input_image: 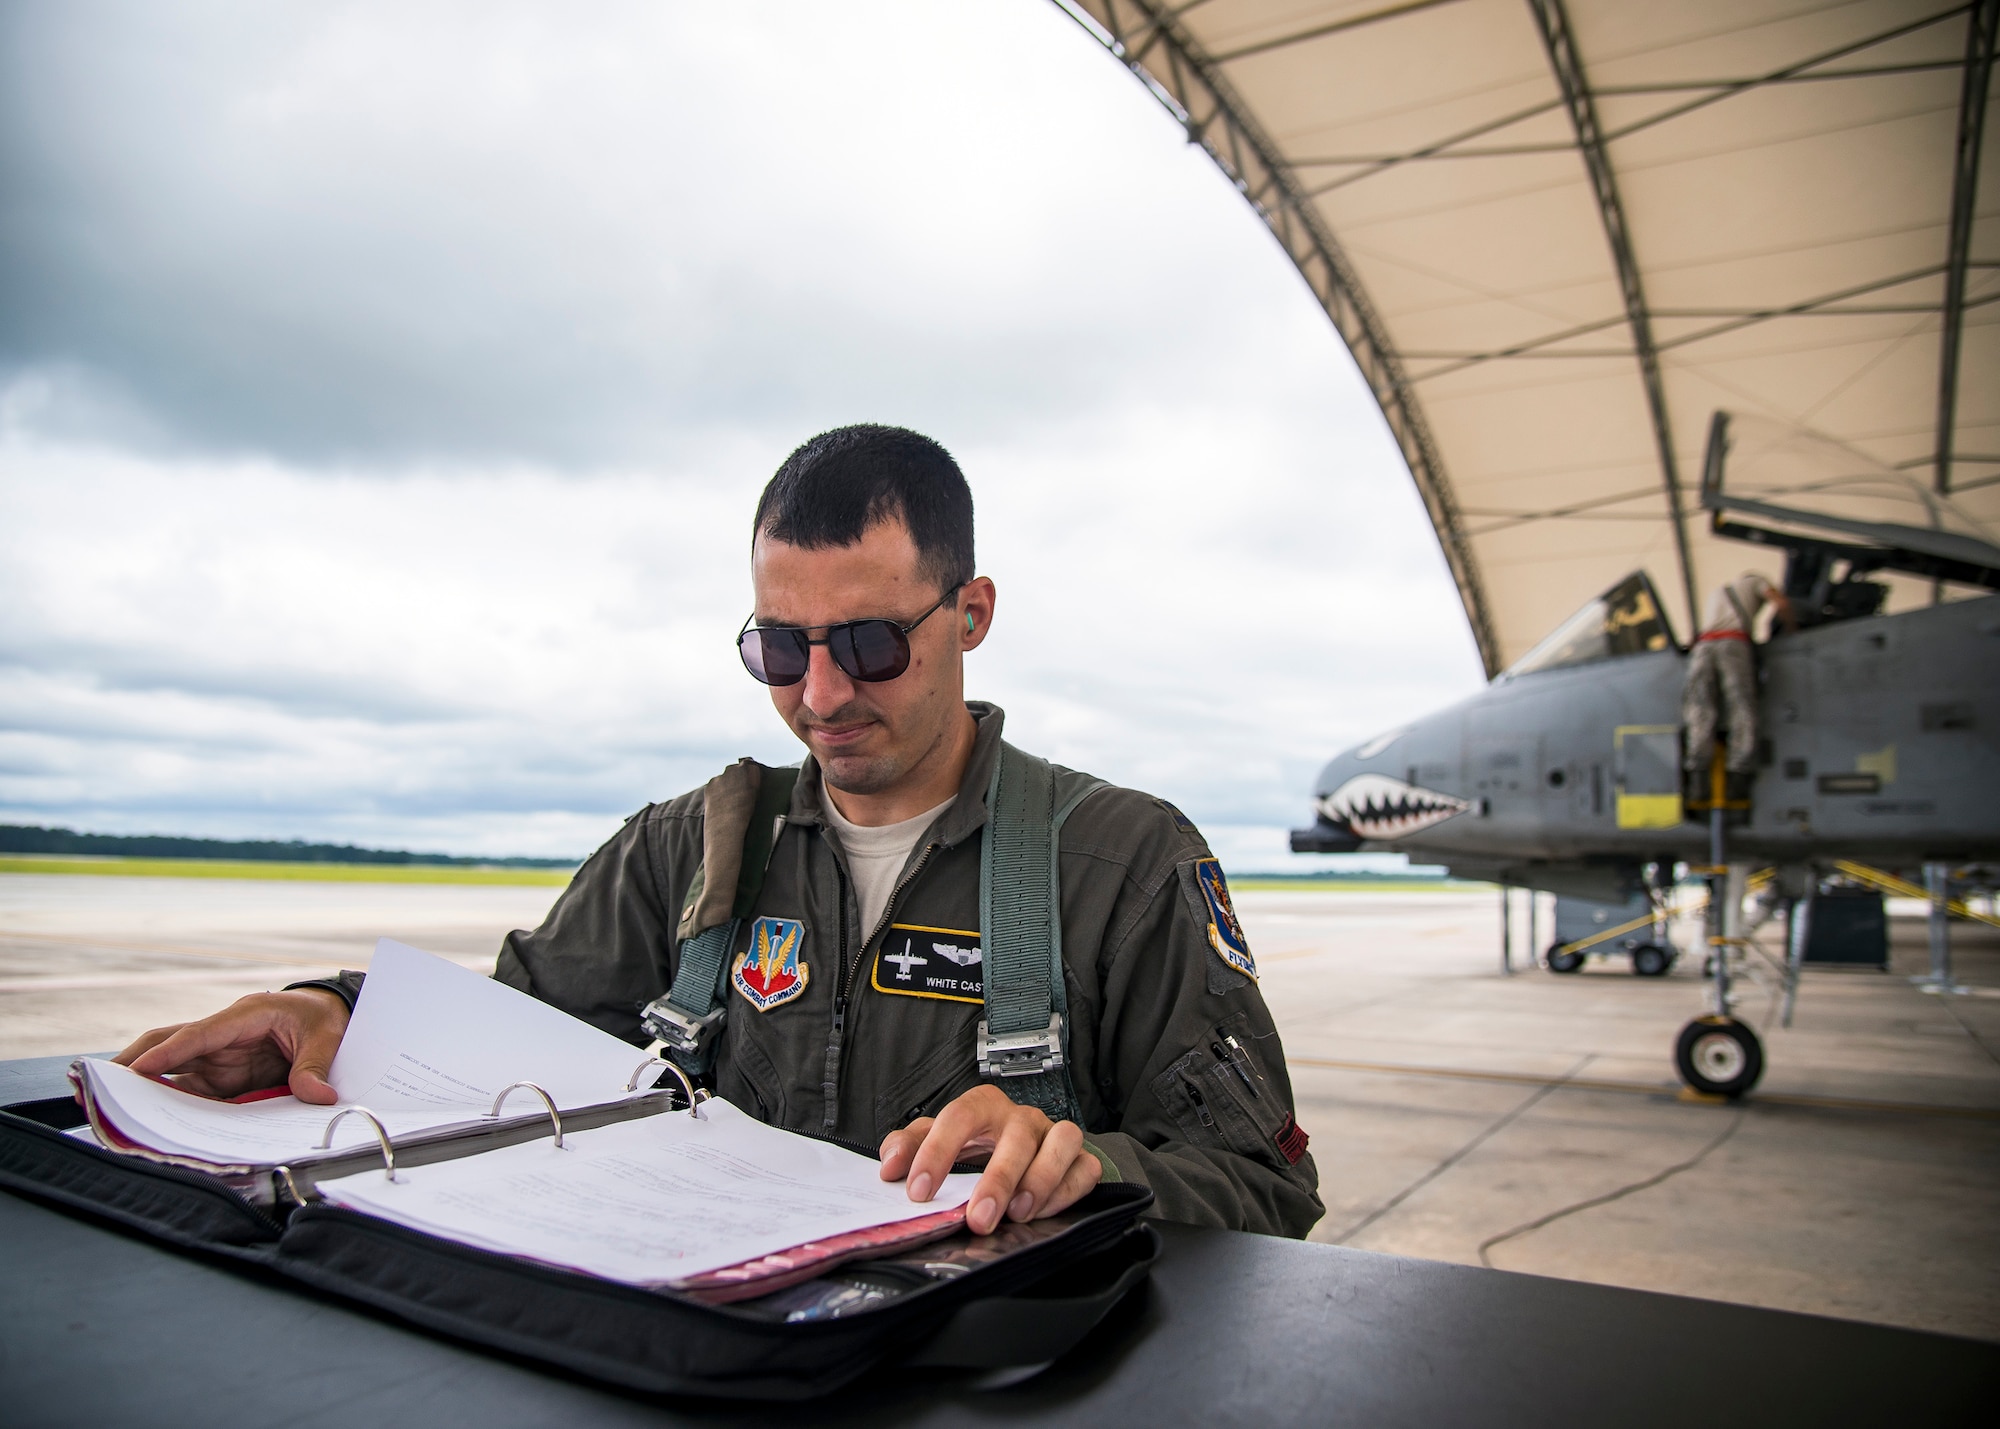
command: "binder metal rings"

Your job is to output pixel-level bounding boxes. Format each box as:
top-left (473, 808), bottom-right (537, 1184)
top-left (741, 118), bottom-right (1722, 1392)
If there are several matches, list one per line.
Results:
top-left (487, 1081), bottom-right (566, 1148)
top-left (626, 1057), bottom-right (707, 1119)
top-left (316, 1106), bottom-right (399, 1181)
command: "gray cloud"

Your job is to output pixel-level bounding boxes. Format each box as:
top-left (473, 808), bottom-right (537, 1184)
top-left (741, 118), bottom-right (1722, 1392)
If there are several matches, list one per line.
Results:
top-left (0, 0), bottom-right (1290, 468)
top-left (0, 0), bottom-right (1486, 863)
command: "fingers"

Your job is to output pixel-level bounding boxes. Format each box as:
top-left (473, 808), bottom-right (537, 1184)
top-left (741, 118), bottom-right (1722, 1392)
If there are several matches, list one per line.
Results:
top-left (1007, 1118), bottom-right (1089, 1223)
top-left (1035, 1139), bottom-right (1105, 1220)
top-left (964, 1113), bottom-right (1045, 1234)
top-left (122, 990), bottom-right (350, 1102)
top-left (113, 1024), bottom-right (187, 1068)
top-left (877, 1118), bottom-right (934, 1183)
top-left (904, 1085), bottom-right (1025, 1215)
top-left (285, 1024), bottom-right (343, 1106)
top-left (276, 989), bottom-right (351, 1104)
top-left (879, 1089), bottom-right (1099, 1233)
top-left (125, 1011), bottom-right (263, 1081)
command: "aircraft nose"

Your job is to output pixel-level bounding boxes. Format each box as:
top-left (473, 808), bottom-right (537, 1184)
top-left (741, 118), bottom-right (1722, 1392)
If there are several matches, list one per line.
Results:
top-left (1290, 804), bottom-right (1363, 853)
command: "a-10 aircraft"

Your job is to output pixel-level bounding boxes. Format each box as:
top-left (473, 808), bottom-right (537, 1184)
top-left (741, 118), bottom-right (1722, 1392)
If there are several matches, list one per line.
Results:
top-left (1291, 413), bottom-right (2000, 1097)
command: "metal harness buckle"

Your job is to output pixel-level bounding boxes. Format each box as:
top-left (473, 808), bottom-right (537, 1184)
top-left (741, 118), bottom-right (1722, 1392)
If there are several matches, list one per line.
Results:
top-left (977, 1013), bottom-right (1066, 1079)
top-left (639, 997), bottom-right (724, 1058)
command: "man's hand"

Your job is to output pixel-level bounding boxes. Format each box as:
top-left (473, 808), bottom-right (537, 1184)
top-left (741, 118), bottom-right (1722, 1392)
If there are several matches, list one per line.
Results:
top-left (878, 1083), bottom-right (1102, 1235)
top-left (112, 988), bottom-right (352, 1104)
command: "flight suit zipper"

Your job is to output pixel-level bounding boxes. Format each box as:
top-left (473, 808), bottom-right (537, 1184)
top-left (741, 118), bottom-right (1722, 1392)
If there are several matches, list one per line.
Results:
top-left (822, 840), bottom-right (940, 1136)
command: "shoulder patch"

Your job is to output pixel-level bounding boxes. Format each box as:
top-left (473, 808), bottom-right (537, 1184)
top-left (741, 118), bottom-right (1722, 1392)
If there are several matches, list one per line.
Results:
top-left (1193, 858), bottom-right (1255, 980)
top-left (1154, 798), bottom-right (1198, 834)
top-left (732, 916), bottom-right (809, 1011)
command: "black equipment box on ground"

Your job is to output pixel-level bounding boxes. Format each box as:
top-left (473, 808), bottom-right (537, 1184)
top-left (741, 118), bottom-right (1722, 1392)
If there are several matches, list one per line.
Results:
top-left (1802, 888), bottom-right (1888, 967)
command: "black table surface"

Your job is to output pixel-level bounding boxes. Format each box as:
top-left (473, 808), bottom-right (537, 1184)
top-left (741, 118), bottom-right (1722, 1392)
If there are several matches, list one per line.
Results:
top-left (3, 1055), bottom-right (1993, 1426)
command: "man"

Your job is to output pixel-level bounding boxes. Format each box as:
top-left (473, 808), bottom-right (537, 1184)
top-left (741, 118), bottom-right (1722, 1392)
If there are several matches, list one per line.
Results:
top-left (116, 425), bottom-right (1323, 1238)
top-left (1683, 570), bottom-right (1795, 779)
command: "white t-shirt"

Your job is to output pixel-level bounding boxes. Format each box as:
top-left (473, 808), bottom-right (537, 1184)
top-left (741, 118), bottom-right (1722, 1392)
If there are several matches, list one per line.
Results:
top-left (819, 789), bottom-right (956, 939)
top-left (1703, 572), bottom-right (1776, 634)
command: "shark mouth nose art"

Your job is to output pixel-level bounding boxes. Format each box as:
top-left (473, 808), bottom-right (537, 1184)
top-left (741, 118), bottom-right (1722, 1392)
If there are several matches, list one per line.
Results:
top-left (1316, 774), bottom-right (1471, 841)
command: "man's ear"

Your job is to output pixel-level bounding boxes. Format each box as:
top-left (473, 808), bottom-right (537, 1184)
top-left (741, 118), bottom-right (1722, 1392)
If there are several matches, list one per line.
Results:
top-left (960, 577), bottom-right (996, 651)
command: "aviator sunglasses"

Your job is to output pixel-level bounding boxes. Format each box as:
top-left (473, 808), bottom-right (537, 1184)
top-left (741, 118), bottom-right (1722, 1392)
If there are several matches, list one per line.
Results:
top-left (737, 585), bottom-right (963, 687)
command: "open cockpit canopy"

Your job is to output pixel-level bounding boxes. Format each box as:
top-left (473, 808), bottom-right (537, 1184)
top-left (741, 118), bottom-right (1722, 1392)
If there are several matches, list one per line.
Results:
top-left (1060, 0), bottom-right (1998, 674)
top-left (1704, 411), bottom-right (2000, 592)
top-left (1501, 571), bottom-right (1677, 679)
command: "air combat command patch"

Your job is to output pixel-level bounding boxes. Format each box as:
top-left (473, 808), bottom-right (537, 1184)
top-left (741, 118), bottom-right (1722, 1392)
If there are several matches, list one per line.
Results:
top-left (871, 923), bottom-right (983, 1004)
top-left (733, 916), bottom-right (808, 1011)
top-left (1194, 858), bottom-right (1256, 980)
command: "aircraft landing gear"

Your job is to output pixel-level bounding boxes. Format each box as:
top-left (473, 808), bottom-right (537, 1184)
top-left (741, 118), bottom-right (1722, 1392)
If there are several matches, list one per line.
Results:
top-left (1546, 942), bottom-right (1586, 973)
top-left (1630, 943), bottom-right (1673, 978)
top-left (1677, 747), bottom-right (1763, 1098)
top-left (1674, 1016), bottom-right (1764, 1098)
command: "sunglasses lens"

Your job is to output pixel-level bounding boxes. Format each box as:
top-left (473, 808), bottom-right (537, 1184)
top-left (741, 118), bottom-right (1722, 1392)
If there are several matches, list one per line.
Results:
top-left (739, 628), bottom-right (809, 686)
top-left (831, 619), bottom-right (912, 682)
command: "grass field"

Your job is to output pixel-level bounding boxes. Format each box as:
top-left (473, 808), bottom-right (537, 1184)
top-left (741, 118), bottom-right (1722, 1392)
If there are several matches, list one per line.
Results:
top-left (0, 855), bottom-right (576, 887)
top-left (1229, 878), bottom-right (1489, 893)
top-left (0, 856), bottom-right (1487, 894)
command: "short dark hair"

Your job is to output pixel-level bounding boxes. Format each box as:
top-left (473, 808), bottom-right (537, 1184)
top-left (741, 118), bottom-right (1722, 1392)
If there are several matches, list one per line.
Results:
top-left (753, 425), bottom-right (974, 591)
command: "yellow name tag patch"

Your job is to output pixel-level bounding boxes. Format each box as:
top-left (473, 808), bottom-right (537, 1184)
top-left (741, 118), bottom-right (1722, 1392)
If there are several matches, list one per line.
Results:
top-left (871, 923), bottom-right (983, 1004)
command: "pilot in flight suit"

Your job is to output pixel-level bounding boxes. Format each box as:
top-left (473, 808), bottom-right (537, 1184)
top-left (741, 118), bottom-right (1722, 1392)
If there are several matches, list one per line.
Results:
top-left (301, 706), bottom-right (1323, 1237)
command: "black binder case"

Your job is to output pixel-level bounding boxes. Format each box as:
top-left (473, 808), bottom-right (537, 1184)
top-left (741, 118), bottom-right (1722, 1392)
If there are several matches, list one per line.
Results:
top-left (0, 1093), bottom-right (1157, 1400)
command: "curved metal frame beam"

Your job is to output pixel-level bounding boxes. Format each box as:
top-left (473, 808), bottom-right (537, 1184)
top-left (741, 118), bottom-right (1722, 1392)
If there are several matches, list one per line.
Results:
top-left (1938, 0), bottom-right (1998, 496)
top-left (1526, 0), bottom-right (1700, 633)
top-left (1053, 0), bottom-right (1503, 675)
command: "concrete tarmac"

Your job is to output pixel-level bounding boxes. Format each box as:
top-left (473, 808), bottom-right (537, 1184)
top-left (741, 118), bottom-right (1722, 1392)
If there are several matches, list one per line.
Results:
top-left (3, 874), bottom-right (1995, 1340)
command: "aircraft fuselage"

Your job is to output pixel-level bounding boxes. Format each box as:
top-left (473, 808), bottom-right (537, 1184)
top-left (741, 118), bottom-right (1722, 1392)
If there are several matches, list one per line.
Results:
top-left (1301, 594), bottom-right (2000, 895)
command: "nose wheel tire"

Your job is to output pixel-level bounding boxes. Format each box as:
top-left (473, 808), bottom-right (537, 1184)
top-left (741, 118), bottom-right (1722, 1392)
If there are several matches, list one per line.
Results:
top-left (1630, 943), bottom-right (1672, 978)
top-left (1674, 1017), bottom-right (1763, 1098)
top-left (1546, 943), bottom-right (1586, 974)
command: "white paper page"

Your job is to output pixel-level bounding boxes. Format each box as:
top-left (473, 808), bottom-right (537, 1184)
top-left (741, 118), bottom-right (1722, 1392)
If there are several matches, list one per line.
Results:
top-left (78, 939), bottom-right (654, 1166)
top-left (76, 1059), bottom-right (498, 1163)
top-left (327, 938), bottom-right (649, 1111)
top-left (318, 1098), bottom-right (982, 1286)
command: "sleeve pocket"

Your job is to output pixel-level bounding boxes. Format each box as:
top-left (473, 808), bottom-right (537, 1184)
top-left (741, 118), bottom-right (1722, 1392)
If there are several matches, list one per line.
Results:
top-left (1148, 1022), bottom-right (1310, 1176)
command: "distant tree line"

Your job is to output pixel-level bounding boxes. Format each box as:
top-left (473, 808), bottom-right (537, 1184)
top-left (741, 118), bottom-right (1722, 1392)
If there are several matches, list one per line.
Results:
top-left (0, 824), bottom-right (578, 869)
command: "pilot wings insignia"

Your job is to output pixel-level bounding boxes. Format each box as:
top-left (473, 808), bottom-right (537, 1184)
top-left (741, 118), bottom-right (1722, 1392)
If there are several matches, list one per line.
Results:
top-left (870, 923), bottom-right (983, 1004)
top-left (732, 916), bottom-right (808, 1012)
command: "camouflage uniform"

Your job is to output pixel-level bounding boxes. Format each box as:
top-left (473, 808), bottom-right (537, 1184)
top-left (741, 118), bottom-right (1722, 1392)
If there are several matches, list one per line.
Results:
top-left (1682, 636), bottom-right (1759, 773)
top-left (1683, 573), bottom-right (1775, 775)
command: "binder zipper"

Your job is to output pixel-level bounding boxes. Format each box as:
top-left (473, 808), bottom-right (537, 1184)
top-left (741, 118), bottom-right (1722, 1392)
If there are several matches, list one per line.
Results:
top-left (11, 1115), bottom-right (286, 1238)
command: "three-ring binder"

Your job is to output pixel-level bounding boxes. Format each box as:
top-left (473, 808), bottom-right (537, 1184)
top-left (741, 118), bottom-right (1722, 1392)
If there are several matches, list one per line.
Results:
top-left (627, 1057), bottom-right (707, 1118)
top-left (316, 1105), bottom-right (399, 1180)
top-left (487, 1081), bottom-right (566, 1147)
top-left (311, 1064), bottom-right (700, 1185)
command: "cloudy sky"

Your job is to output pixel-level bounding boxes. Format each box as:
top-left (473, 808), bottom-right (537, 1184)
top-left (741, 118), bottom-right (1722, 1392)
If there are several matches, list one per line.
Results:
top-left (0, 0), bottom-right (1485, 869)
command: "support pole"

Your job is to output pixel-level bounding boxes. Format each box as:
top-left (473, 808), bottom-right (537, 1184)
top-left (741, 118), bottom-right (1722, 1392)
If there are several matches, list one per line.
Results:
top-left (1500, 884), bottom-right (1513, 976)
top-left (1706, 750), bottom-right (1731, 1016)
top-left (1920, 862), bottom-right (1964, 994)
top-left (1527, 890), bottom-right (1539, 971)
top-left (1782, 894), bottom-right (1808, 1028)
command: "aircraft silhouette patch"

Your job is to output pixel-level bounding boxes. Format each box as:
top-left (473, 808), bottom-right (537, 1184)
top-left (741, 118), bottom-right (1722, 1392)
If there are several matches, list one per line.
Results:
top-left (733, 916), bottom-right (808, 1011)
top-left (1194, 858), bottom-right (1256, 980)
top-left (871, 923), bottom-right (983, 1004)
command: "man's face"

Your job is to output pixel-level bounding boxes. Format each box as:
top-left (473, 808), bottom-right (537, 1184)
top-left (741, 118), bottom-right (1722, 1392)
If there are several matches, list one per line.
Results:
top-left (749, 518), bottom-right (987, 798)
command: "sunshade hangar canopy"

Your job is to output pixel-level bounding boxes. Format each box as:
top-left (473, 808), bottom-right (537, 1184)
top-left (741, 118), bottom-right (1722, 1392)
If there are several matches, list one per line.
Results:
top-left (1057, 0), bottom-right (1999, 674)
